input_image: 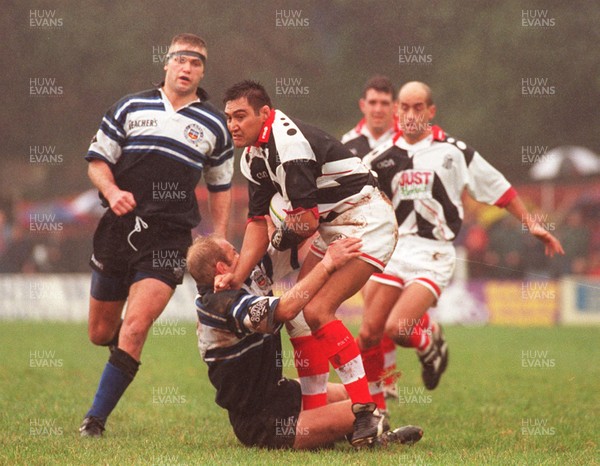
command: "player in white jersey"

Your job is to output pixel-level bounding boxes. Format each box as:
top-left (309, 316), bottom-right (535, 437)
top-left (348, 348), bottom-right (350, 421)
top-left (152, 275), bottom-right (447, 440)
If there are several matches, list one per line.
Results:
top-left (79, 33), bottom-right (233, 437)
top-left (357, 81), bottom-right (564, 413)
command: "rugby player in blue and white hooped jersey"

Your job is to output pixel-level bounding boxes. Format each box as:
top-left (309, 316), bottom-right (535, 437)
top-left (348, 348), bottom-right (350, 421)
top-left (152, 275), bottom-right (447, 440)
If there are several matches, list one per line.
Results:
top-left (79, 33), bottom-right (233, 437)
top-left (187, 234), bottom-right (423, 450)
top-left (357, 81), bottom-right (564, 413)
top-left (221, 80), bottom-right (398, 447)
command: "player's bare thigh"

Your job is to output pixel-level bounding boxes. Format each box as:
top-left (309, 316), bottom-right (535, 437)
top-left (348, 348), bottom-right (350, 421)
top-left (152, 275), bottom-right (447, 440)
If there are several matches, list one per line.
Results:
top-left (326, 382), bottom-right (350, 404)
top-left (293, 399), bottom-right (354, 449)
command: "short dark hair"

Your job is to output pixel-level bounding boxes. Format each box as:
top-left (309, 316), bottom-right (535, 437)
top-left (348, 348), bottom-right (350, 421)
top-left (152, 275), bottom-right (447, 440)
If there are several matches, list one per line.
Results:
top-left (186, 235), bottom-right (228, 287)
top-left (361, 75), bottom-right (395, 99)
top-left (169, 33), bottom-right (207, 51)
top-left (223, 80), bottom-right (272, 113)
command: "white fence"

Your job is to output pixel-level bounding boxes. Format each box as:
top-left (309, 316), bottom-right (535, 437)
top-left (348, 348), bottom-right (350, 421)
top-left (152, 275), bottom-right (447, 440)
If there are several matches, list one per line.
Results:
top-left (0, 274), bottom-right (199, 322)
top-left (1, 273), bottom-right (599, 325)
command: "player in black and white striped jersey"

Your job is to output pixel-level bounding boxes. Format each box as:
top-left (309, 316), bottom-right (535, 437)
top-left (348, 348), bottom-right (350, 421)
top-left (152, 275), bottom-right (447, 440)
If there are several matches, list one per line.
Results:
top-left (221, 80), bottom-right (398, 447)
top-left (358, 81), bottom-right (564, 414)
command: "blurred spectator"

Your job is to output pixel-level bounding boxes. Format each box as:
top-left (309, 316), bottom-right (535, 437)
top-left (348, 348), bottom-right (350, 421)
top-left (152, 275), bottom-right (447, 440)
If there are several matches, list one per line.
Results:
top-left (486, 216), bottom-right (525, 279)
top-left (521, 230), bottom-right (550, 279)
top-left (0, 224), bottom-right (36, 272)
top-left (0, 208), bottom-right (9, 257)
top-left (462, 222), bottom-right (489, 278)
top-left (588, 217), bottom-right (600, 257)
top-left (32, 236), bottom-right (68, 273)
top-left (549, 210), bottom-right (590, 276)
top-left (587, 251), bottom-right (600, 277)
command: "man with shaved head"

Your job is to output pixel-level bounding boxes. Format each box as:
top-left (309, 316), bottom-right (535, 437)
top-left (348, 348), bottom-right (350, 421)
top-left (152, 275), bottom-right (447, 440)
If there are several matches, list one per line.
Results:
top-left (357, 81), bottom-right (564, 414)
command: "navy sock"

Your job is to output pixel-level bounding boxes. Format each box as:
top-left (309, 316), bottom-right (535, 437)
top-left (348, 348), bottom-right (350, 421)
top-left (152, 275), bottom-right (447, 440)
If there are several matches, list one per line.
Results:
top-left (86, 349), bottom-right (139, 422)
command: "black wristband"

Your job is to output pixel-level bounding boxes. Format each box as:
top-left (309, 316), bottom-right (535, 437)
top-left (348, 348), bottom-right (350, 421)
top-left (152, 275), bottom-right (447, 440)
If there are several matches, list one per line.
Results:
top-left (290, 244), bottom-right (300, 270)
top-left (271, 224), bottom-right (305, 251)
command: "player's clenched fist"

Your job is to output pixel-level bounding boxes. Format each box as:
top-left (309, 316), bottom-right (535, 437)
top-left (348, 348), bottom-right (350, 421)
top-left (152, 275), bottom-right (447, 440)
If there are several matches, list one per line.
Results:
top-left (214, 272), bottom-right (237, 291)
top-left (105, 187), bottom-right (137, 216)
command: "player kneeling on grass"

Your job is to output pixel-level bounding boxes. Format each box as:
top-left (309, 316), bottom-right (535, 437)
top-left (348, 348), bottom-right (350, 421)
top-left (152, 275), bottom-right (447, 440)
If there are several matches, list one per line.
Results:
top-left (187, 235), bottom-right (423, 450)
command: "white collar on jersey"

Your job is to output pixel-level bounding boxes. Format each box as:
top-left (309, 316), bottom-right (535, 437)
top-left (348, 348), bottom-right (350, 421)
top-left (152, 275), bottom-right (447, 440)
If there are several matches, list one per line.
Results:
top-left (395, 133), bottom-right (434, 153)
top-left (159, 87), bottom-right (200, 113)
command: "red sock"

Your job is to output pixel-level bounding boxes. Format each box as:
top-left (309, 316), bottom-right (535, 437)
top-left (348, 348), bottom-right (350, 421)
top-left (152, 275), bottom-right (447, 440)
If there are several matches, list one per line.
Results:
top-left (419, 312), bottom-right (430, 330)
top-left (290, 335), bottom-right (329, 410)
top-left (360, 342), bottom-right (385, 410)
top-left (381, 335), bottom-right (397, 386)
top-left (406, 313), bottom-right (431, 351)
top-left (313, 320), bottom-right (373, 405)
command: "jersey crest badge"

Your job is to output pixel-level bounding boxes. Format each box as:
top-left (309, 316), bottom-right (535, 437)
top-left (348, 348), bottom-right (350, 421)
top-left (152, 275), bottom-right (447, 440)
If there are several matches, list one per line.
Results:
top-left (250, 268), bottom-right (270, 291)
top-left (184, 124), bottom-right (204, 145)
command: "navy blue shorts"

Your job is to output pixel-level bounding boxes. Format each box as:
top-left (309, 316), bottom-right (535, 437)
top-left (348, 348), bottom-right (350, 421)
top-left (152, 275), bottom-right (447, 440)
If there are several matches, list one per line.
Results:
top-left (228, 378), bottom-right (302, 449)
top-left (89, 212), bottom-right (192, 301)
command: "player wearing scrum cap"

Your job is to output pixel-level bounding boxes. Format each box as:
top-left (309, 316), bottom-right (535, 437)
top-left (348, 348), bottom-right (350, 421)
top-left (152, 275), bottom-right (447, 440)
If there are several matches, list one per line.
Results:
top-left (79, 33), bottom-right (233, 437)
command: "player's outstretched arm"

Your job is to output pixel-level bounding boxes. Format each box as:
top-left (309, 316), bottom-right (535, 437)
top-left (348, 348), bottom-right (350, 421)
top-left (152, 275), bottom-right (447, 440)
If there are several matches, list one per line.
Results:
top-left (504, 195), bottom-right (565, 257)
top-left (215, 220), bottom-right (270, 291)
top-left (275, 237), bottom-right (362, 322)
top-left (88, 160), bottom-right (136, 217)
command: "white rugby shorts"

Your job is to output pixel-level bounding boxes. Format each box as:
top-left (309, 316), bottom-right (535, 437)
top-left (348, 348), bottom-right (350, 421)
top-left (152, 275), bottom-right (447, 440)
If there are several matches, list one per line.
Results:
top-left (369, 235), bottom-right (456, 299)
top-left (309, 189), bottom-right (398, 272)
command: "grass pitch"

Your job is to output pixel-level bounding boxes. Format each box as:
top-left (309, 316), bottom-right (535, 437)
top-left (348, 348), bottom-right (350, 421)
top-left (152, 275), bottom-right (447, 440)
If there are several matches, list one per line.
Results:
top-left (1, 321), bottom-right (598, 465)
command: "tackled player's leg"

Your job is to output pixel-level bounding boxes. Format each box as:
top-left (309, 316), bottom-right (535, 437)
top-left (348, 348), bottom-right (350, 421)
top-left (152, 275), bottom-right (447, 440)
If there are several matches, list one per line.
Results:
top-left (301, 254), bottom-right (389, 447)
